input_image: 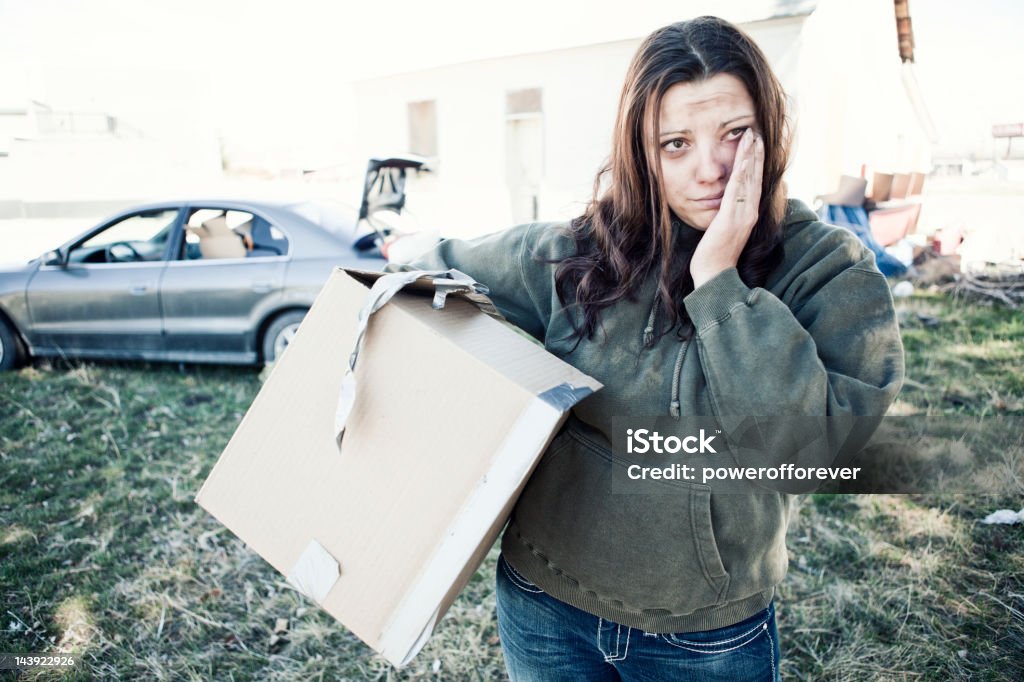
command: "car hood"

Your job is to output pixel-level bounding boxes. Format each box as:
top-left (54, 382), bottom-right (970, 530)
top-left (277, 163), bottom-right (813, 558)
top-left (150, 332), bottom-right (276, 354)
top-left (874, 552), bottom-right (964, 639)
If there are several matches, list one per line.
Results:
top-left (0, 261), bottom-right (35, 297)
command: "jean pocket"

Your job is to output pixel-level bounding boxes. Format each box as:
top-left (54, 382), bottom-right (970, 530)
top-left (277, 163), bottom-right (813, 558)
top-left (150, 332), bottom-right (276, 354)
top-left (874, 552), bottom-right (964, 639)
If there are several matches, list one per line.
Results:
top-left (660, 607), bottom-right (772, 654)
top-left (499, 554), bottom-right (545, 594)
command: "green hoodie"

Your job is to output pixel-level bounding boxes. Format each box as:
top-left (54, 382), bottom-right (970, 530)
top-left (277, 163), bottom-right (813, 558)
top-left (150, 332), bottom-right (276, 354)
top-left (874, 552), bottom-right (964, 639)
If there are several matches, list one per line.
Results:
top-left (388, 198), bottom-right (904, 633)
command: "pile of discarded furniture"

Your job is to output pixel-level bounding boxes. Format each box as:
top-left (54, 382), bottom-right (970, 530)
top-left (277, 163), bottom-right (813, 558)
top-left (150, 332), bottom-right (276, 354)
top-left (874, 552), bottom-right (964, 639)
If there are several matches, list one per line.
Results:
top-left (814, 171), bottom-right (944, 277)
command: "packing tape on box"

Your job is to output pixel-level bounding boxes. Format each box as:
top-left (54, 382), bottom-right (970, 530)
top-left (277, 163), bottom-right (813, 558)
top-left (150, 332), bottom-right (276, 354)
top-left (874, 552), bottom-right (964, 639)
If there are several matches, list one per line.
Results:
top-left (335, 269), bottom-right (490, 448)
top-left (287, 539), bottom-right (340, 605)
top-left (538, 383), bottom-right (597, 411)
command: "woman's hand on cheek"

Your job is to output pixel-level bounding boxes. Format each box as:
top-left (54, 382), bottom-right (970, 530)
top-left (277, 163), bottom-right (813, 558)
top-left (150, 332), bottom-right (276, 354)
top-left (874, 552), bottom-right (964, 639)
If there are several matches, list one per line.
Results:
top-left (690, 128), bottom-right (765, 289)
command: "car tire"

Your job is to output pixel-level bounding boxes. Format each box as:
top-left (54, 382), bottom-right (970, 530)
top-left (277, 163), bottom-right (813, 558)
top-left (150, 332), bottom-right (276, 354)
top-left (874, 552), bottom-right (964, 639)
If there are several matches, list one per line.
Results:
top-left (262, 310), bottom-right (307, 364)
top-left (0, 317), bottom-right (23, 371)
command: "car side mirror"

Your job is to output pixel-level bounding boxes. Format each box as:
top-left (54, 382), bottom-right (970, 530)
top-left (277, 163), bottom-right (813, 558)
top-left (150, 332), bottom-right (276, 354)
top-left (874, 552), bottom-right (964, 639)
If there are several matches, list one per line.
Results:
top-left (43, 249), bottom-right (66, 267)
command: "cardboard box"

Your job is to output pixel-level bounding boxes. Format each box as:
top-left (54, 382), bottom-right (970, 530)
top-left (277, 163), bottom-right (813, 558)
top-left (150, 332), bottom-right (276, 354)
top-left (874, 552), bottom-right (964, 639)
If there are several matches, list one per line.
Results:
top-left (195, 267), bottom-right (602, 667)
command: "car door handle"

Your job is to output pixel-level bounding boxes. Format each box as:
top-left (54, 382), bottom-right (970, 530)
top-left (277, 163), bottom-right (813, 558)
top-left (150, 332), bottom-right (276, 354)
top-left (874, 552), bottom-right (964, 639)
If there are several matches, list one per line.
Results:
top-left (130, 285), bottom-right (149, 295)
top-left (252, 281), bottom-right (273, 293)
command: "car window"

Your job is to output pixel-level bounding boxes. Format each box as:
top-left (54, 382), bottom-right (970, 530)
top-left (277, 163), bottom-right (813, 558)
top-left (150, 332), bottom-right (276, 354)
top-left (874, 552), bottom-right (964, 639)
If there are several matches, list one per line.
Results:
top-left (180, 208), bottom-right (289, 260)
top-left (69, 209), bottom-right (178, 264)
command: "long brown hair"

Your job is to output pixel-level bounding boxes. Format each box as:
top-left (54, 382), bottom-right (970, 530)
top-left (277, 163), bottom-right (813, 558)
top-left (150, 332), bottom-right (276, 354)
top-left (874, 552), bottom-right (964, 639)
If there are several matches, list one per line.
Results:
top-left (546, 16), bottom-right (791, 351)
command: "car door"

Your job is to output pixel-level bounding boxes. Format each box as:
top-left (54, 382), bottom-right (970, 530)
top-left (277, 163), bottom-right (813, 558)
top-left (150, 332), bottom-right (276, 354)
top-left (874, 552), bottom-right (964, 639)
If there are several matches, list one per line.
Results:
top-left (158, 207), bottom-right (288, 361)
top-left (25, 207), bottom-right (180, 356)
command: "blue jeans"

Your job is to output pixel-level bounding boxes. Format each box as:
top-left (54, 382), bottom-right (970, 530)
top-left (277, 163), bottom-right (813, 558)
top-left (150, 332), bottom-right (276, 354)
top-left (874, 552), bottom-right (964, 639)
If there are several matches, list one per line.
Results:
top-left (496, 553), bottom-right (781, 681)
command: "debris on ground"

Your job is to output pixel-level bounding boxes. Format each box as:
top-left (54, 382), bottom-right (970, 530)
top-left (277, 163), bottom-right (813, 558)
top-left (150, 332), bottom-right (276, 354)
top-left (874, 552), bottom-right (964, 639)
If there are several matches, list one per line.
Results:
top-left (911, 250), bottom-right (962, 287)
top-left (889, 238), bottom-right (1024, 309)
top-left (892, 281), bottom-right (915, 298)
top-left (944, 262), bottom-right (1024, 308)
top-left (895, 310), bottom-right (941, 329)
top-left (268, 617), bottom-right (290, 652)
top-left (981, 508), bottom-right (1024, 525)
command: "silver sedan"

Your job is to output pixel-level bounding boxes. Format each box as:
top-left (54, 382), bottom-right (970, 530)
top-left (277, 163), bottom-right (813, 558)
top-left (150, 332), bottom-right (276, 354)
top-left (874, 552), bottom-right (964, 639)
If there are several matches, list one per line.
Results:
top-left (0, 198), bottom-right (387, 370)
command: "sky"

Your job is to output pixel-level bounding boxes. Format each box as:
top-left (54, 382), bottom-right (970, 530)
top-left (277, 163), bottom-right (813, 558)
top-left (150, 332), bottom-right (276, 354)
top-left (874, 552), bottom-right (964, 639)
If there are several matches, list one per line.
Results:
top-left (0, 0), bottom-right (1021, 166)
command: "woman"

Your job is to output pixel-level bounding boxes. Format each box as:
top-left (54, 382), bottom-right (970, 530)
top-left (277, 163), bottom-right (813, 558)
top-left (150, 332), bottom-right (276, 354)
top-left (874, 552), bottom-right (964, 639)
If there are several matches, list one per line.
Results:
top-left (392, 16), bottom-right (904, 681)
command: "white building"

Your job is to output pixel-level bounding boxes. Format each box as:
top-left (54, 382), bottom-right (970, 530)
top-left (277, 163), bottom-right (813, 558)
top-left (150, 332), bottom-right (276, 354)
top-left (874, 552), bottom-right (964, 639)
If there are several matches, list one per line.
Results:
top-left (352, 0), bottom-right (934, 238)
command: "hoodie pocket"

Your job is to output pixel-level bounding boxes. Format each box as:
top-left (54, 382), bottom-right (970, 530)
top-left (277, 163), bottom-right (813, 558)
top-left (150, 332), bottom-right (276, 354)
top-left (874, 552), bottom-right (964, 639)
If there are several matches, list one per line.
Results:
top-left (688, 486), bottom-right (730, 600)
top-left (511, 427), bottom-right (732, 614)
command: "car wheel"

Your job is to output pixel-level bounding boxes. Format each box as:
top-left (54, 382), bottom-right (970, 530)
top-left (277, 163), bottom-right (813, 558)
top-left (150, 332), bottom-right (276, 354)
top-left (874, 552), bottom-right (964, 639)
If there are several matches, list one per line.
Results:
top-left (262, 310), bottom-right (307, 364)
top-left (0, 317), bottom-right (23, 371)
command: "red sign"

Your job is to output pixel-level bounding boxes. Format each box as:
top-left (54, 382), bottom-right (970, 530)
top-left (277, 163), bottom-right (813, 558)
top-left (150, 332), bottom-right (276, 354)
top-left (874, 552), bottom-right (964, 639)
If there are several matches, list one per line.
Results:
top-left (993, 123), bottom-right (1024, 138)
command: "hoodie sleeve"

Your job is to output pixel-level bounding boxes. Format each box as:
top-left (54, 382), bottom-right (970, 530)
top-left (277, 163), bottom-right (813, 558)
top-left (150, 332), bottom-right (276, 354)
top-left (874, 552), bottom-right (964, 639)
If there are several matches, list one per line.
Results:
top-left (383, 223), bottom-right (550, 342)
top-left (682, 227), bottom-right (905, 420)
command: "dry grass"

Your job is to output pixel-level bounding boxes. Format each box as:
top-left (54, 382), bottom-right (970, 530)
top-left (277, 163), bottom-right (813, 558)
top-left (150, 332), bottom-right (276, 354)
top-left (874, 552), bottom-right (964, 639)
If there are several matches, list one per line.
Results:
top-left (1, 289), bottom-right (1022, 680)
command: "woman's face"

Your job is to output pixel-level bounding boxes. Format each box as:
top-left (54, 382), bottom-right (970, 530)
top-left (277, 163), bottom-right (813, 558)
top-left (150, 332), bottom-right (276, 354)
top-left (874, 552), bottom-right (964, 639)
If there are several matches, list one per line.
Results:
top-left (653, 73), bottom-right (758, 230)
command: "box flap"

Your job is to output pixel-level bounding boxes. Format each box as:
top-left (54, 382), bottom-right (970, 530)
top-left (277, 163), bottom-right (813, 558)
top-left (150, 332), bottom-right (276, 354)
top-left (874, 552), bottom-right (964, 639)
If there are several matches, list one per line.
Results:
top-left (341, 266), bottom-right (504, 320)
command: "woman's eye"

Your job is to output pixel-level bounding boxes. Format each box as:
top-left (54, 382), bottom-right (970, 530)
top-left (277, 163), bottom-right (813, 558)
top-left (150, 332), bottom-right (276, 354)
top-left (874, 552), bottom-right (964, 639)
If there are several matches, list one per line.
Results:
top-left (662, 139), bottom-right (688, 152)
top-left (728, 127), bottom-right (749, 140)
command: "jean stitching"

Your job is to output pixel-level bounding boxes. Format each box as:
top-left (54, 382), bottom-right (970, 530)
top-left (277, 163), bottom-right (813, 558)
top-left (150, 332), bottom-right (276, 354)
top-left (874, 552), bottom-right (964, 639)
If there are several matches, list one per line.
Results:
top-left (659, 626), bottom-right (764, 655)
top-left (767, 625), bottom-right (777, 680)
top-left (606, 626), bottom-right (630, 662)
top-left (600, 621), bottom-right (628, 662)
top-left (665, 614), bottom-right (770, 647)
top-left (506, 560), bottom-right (538, 587)
top-left (501, 556), bottom-right (543, 594)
